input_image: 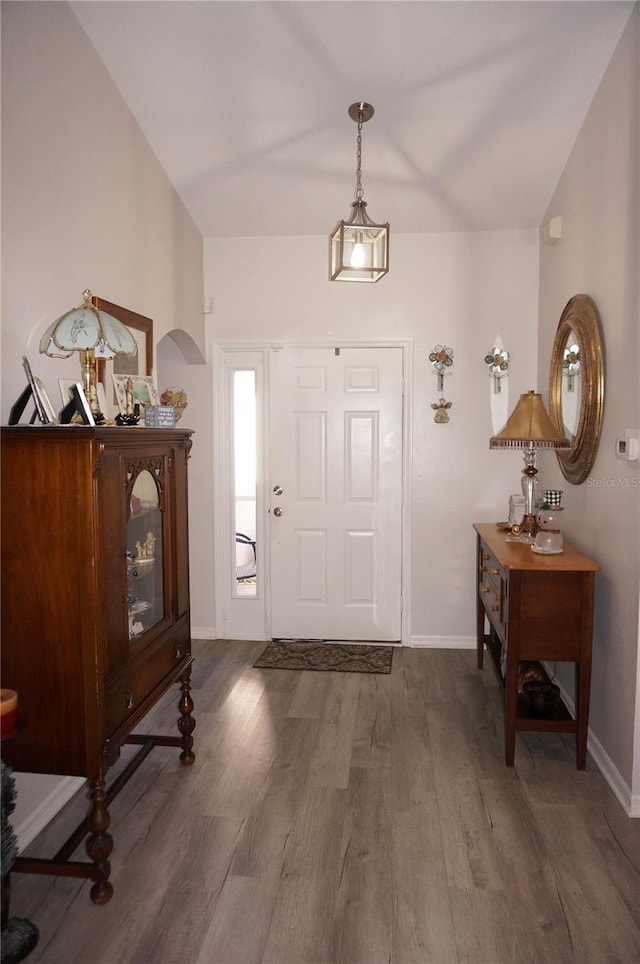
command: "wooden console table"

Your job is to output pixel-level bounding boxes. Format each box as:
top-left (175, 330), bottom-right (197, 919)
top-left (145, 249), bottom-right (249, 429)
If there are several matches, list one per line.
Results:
top-left (474, 523), bottom-right (599, 769)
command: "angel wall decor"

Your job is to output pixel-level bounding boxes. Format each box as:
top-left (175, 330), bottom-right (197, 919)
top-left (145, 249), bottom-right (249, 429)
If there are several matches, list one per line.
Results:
top-left (431, 397), bottom-right (452, 424)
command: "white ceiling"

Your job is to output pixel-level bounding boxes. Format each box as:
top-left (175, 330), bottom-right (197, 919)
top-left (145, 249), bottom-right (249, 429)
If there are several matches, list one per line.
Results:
top-left (70, 1), bottom-right (634, 238)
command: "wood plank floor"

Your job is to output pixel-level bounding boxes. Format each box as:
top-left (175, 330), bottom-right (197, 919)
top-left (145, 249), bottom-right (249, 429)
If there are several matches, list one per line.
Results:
top-left (8, 640), bottom-right (640, 964)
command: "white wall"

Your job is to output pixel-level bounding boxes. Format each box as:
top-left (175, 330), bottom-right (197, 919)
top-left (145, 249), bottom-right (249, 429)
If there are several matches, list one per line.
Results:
top-left (157, 331), bottom-right (215, 636)
top-left (204, 229), bottom-right (540, 644)
top-left (1, 1), bottom-right (205, 421)
top-left (537, 7), bottom-right (639, 807)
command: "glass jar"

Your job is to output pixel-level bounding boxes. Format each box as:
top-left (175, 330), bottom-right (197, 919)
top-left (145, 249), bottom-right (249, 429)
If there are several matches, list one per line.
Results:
top-left (535, 506), bottom-right (564, 553)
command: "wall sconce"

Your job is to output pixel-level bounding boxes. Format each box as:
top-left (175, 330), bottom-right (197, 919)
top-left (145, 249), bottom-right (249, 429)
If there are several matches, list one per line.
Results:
top-left (429, 345), bottom-right (453, 392)
top-left (39, 289), bottom-right (136, 421)
top-left (329, 102), bottom-right (389, 283)
top-left (562, 342), bottom-right (581, 392)
top-left (484, 346), bottom-right (509, 393)
top-left (490, 390), bottom-right (569, 539)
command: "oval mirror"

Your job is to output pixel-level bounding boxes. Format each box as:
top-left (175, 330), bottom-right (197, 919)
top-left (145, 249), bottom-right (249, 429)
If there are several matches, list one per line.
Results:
top-left (549, 294), bottom-right (604, 484)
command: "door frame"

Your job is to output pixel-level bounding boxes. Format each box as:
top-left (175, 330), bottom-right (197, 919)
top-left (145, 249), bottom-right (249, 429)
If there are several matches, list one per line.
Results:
top-left (212, 339), bottom-right (413, 645)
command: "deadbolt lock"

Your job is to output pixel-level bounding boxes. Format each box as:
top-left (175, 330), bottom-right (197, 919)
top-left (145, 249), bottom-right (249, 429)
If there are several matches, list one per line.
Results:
top-left (273, 485), bottom-right (283, 496)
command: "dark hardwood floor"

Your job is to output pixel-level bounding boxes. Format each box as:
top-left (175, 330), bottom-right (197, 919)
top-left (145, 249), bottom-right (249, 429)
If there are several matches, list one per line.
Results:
top-left (8, 640), bottom-right (640, 963)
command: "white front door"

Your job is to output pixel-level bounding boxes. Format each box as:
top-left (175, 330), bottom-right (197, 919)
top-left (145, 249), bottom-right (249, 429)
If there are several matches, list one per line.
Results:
top-left (269, 346), bottom-right (404, 641)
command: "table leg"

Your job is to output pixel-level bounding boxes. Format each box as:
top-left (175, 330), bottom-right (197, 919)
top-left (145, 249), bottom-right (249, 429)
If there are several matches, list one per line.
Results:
top-left (575, 660), bottom-right (591, 770)
top-left (504, 660), bottom-right (519, 766)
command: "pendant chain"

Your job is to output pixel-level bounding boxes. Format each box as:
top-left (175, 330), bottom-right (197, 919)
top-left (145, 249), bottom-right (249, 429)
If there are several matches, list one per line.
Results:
top-left (354, 117), bottom-right (364, 203)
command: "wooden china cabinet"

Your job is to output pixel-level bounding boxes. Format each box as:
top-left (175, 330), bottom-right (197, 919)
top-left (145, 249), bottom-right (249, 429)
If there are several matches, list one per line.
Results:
top-left (1, 426), bottom-right (195, 903)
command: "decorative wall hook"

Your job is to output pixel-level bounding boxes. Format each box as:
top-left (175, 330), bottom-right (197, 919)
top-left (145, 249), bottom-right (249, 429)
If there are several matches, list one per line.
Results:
top-left (484, 346), bottom-right (509, 393)
top-left (431, 397), bottom-right (452, 424)
top-left (429, 345), bottom-right (454, 392)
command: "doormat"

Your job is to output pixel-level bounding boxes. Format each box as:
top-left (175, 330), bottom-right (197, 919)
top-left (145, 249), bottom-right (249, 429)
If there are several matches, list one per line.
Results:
top-left (253, 640), bottom-right (394, 674)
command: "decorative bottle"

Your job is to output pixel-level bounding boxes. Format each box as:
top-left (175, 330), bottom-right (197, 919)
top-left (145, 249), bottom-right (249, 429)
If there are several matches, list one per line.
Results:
top-left (535, 504), bottom-right (563, 553)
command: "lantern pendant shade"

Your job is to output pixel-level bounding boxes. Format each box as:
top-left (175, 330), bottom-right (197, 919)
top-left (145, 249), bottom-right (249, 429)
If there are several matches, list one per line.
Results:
top-left (330, 200), bottom-right (389, 283)
top-left (330, 102), bottom-right (389, 283)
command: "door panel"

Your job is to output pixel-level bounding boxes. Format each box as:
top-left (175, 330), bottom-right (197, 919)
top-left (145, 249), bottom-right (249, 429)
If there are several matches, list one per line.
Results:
top-left (269, 346), bottom-right (403, 641)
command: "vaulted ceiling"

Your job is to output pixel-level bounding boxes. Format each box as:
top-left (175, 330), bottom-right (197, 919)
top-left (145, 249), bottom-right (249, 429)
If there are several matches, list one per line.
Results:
top-left (71, 1), bottom-right (634, 237)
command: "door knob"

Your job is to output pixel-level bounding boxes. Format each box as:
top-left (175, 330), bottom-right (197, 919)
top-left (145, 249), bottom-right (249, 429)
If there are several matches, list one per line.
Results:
top-left (273, 506), bottom-right (284, 517)
top-left (273, 485), bottom-right (283, 496)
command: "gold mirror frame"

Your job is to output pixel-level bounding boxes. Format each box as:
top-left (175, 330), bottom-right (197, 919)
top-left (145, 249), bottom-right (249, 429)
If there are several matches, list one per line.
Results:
top-left (549, 294), bottom-right (604, 484)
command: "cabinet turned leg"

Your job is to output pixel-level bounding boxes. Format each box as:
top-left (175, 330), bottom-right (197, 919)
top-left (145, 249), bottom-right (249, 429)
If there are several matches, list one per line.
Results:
top-left (86, 780), bottom-right (113, 905)
top-left (177, 671), bottom-right (196, 766)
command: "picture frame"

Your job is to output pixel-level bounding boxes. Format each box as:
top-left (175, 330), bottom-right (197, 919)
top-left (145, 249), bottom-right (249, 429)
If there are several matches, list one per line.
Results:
top-left (92, 296), bottom-right (153, 406)
top-left (9, 356), bottom-right (57, 424)
top-left (59, 381), bottom-right (95, 426)
top-left (112, 374), bottom-right (159, 415)
top-left (58, 378), bottom-right (77, 406)
top-left (61, 377), bottom-right (108, 419)
top-left (32, 373), bottom-right (58, 423)
top-left (73, 383), bottom-right (95, 425)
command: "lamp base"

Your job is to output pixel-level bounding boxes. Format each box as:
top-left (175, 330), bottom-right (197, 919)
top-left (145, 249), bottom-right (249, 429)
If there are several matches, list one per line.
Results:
top-left (505, 523), bottom-right (534, 544)
top-left (506, 532), bottom-right (535, 544)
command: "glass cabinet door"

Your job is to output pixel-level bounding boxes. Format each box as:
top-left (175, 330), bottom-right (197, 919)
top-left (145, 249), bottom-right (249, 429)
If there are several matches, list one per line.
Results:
top-left (126, 467), bottom-right (164, 641)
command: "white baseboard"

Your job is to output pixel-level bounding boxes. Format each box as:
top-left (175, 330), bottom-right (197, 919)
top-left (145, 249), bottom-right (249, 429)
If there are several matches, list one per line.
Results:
top-left (587, 729), bottom-right (638, 816)
top-left (13, 774), bottom-right (85, 852)
top-left (190, 625), bottom-right (217, 639)
top-left (410, 634), bottom-right (476, 649)
top-left (223, 633), bottom-right (269, 642)
top-left (191, 629), bottom-right (269, 642)
top-left (549, 668), bottom-right (637, 818)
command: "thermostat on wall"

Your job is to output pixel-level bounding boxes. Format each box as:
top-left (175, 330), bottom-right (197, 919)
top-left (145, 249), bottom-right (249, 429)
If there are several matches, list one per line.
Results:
top-left (615, 431), bottom-right (640, 462)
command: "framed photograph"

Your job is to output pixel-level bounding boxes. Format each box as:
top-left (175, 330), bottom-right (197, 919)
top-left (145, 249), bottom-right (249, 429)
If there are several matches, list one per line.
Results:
top-left (62, 378), bottom-right (107, 419)
top-left (72, 383), bottom-right (95, 425)
top-left (112, 374), bottom-right (159, 415)
top-left (58, 378), bottom-right (77, 406)
top-left (33, 374), bottom-right (58, 423)
top-left (59, 381), bottom-right (95, 425)
top-left (16, 356), bottom-right (57, 424)
top-left (96, 381), bottom-right (108, 418)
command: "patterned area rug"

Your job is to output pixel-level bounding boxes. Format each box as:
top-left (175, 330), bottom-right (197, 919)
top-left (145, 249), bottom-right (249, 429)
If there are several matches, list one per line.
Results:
top-left (253, 640), bottom-right (394, 674)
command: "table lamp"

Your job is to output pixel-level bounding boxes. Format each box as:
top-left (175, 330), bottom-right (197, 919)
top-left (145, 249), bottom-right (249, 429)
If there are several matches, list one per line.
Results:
top-left (490, 390), bottom-right (569, 538)
top-left (40, 289), bottom-right (136, 420)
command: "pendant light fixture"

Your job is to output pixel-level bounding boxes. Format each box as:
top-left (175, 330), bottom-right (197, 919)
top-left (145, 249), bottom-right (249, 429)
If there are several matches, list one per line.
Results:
top-left (330, 102), bottom-right (389, 282)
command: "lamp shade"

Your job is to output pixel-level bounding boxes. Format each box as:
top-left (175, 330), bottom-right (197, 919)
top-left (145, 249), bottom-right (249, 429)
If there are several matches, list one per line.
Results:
top-left (490, 391), bottom-right (570, 449)
top-left (39, 290), bottom-right (137, 360)
top-left (330, 200), bottom-right (389, 283)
